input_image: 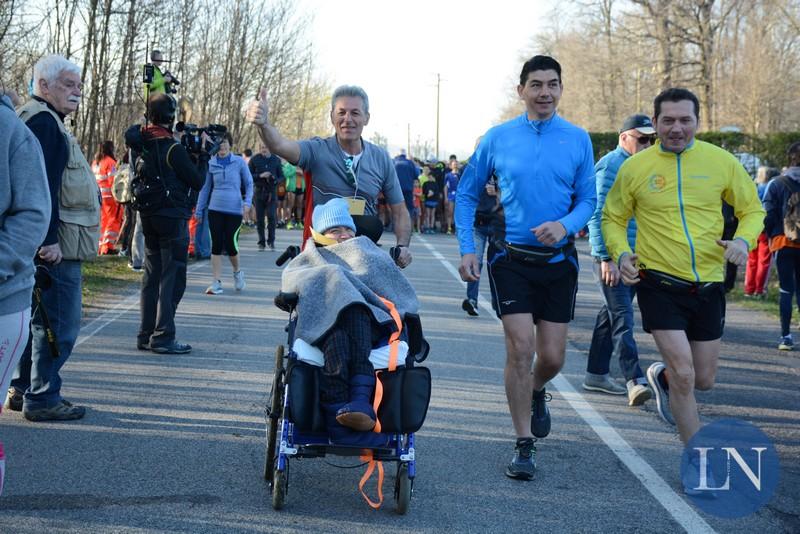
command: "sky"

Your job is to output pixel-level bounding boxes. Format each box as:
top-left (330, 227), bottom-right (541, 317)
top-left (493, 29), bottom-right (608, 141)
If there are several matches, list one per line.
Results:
top-left (295, 0), bottom-right (555, 160)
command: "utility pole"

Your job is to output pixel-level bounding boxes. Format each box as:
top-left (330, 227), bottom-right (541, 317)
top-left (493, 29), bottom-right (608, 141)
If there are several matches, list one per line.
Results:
top-left (435, 73), bottom-right (441, 161)
top-left (407, 123), bottom-right (411, 157)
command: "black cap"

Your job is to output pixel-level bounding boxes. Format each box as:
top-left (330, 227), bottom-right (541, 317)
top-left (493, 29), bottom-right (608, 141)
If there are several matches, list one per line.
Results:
top-left (620, 114), bottom-right (655, 135)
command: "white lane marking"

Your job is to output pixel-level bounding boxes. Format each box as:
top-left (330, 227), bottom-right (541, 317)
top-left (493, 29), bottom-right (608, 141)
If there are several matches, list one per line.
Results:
top-left (419, 237), bottom-right (715, 534)
top-left (75, 292), bottom-right (139, 348)
top-left (74, 261), bottom-right (206, 348)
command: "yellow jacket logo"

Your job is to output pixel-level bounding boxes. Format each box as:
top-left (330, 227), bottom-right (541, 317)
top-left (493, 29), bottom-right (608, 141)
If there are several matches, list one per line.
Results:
top-left (648, 174), bottom-right (666, 192)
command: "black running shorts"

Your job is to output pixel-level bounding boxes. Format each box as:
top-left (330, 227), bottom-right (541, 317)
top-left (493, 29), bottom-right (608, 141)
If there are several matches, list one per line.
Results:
top-left (636, 277), bottom-right (725, 341)
top-left (486, 244), bottom-right (578, 323)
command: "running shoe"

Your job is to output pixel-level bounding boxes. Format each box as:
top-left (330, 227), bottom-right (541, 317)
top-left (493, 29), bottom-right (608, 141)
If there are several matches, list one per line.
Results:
top-left (23, 399), bottom-right (85, 421)
top-left (531, 387), bottom-right (552, 438)
top-left (461, 298), bottom-right (479, 316)
top-left (626, 380), bottom-right (652, 406)
top-left (682, 456), bottom-right (719, 498)
top-left (582, 373), bottom-right (626, 395)
top-left (778, 335), bottom-right (793, 351)
top-left (505, 437), bottom-right (537, 480)
top-left (646, 362), bottom-right (675, 425)
top-left (206, 280), bottom-right (223, 295)
top-left (4, 387), bottom-right (22, 412)
top-left (233, 270), bottom-right (246, 292)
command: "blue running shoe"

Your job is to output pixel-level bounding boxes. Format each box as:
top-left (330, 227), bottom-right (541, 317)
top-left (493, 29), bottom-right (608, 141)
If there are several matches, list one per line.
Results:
top-left (531, 388), bottom-right (552, 438)
top-left (505, 438), bottom-right (536, 480)
top-left (646, 362), bottom-right (675, 425)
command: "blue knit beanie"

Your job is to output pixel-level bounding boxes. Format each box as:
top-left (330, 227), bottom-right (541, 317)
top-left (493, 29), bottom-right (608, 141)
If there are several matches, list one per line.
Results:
top-left (312, 198), bottom-right (356, 234)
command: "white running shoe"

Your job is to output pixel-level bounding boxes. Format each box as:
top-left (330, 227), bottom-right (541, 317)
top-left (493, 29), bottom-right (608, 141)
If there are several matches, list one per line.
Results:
top-left (233, 270), bottom-right (246, 292)
top-left (206, 280), bottom-right (223, 295)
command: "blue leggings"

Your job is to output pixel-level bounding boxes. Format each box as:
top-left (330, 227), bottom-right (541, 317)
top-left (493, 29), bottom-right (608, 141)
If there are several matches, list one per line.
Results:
top-left (775, 247), bottom-right (800, 336)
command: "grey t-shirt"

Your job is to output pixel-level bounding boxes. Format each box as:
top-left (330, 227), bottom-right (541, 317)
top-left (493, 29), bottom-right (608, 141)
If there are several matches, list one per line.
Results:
top-left (297, 135), bottom-right (403, 215)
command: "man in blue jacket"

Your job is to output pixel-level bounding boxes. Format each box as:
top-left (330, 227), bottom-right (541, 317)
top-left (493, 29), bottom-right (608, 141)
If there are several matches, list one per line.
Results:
top-left (455, 55), bottom-right (596, 480)
top-left (584, 114), bottom-right (655, 406)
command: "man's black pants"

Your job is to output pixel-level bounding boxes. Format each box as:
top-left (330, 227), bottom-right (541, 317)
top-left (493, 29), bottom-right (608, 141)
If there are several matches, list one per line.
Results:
top-left (118, 203), bottom-right (136, 253)
top-left (139, 215), bottom-right (189, 348)
top-left (254, 186), bottom-right (277, 247)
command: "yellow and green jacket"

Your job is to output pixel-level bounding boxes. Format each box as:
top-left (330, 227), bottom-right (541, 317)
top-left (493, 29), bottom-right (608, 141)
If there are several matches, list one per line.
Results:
top-left (602, 140), bottom-right (764, 282)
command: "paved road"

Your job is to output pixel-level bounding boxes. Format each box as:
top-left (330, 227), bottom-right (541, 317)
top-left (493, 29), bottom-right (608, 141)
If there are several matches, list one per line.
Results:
top-left (1, 228), bottom-right (798, 533)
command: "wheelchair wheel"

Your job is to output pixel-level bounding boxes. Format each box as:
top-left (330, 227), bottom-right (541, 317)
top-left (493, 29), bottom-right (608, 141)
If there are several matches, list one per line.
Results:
top-left (264, 344), bottom-right (285, 481)
top-left (395, 463), bottom-right (412, 515)
top-left (272, 467), bottom-right (288, 510)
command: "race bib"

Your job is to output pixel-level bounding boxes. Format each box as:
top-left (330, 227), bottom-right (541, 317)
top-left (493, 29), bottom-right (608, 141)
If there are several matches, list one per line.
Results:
top-left (347, 198), bottom-right (366, 216)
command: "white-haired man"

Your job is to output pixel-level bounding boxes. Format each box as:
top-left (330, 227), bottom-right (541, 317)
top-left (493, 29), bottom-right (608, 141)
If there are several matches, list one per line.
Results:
top-left (245, 85), bottom-right (413, 268)
top-left (6, 54), bottom-right (99, 421)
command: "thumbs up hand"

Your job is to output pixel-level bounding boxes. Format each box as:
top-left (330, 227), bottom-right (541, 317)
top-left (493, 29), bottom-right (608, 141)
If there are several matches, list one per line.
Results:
top-left (246, 87), bottom-right (270, 127)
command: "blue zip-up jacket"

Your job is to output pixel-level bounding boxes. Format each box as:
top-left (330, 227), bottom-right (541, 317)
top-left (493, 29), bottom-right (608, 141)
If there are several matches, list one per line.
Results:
top-left (196, 153), bottom-right (253, 216)
top-left (455, 113), bottom-right (596, 254)
top-left (588, 145), bottom-right (636, 260)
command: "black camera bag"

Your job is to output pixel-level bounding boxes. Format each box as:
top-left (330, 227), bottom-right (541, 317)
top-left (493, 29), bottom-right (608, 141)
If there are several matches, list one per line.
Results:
top-left (131, 142), bottom-right (176, 214)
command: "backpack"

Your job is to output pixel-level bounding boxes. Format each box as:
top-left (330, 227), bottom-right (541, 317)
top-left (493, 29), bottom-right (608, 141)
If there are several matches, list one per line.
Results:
top-left (111, 163), bottom-right (132, 203)
top-left (779, 176), bottom-right (800, 242)
top-left (130, 142), bottom-right (177, 213)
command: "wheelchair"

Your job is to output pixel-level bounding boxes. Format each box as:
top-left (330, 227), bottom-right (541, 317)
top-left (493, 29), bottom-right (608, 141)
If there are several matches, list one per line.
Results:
top-left (265, 246), bottom-right (431, 513)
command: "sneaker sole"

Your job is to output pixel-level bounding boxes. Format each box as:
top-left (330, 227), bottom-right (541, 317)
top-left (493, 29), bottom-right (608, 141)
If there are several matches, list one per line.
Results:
top-left (628, 387), bottom-right (653, 407)
top-left (646, 365), bottom-right (675, 425)
top-left (531, 412), bottom-right (551, 438)
top-left (205, 289), bottom-right (223, 295)
top-left (151, 346), bottom-right (192, 354)
top-left (778, 344), bottom-right (793, 351)
top-left (582, 383), bottom-right (627, 395)
top-left (505, 466), bottom-right (535, 480)
top-left (23, 409), bottom-right (85, 421)
top-left (336, 412), bottom-right (376, 432)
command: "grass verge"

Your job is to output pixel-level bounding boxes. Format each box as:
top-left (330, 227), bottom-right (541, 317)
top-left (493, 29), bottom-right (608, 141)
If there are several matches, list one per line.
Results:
top-left (81, 255), bottom-right (141, 305)
top-left (727, 281), bottom-right (780, 319)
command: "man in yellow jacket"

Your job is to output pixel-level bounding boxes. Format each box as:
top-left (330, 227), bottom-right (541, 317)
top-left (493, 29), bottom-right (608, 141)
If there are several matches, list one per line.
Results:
top-left (602, 89), bottom-right (764, 456)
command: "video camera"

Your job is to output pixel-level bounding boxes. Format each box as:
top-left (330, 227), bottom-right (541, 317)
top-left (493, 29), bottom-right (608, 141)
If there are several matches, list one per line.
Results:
top-left (175, 122), bottom-right (227, 156)
top-left (143, 63), bottom-right (180, 94)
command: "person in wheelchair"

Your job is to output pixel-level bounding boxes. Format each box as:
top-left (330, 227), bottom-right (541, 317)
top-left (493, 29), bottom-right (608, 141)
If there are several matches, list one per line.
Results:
top-left (280, 198), bottom-right (418, 445)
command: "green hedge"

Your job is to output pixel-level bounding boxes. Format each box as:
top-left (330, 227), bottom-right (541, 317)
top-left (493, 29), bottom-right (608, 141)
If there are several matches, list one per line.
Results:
top-left (589, 131), bottom-right (800, 169)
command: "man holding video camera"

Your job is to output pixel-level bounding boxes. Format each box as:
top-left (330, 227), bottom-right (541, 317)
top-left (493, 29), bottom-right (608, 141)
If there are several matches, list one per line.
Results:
top-left (143, 50), bottom-right (179, 99)
top-left (125, 93), bottom-right (204, 354)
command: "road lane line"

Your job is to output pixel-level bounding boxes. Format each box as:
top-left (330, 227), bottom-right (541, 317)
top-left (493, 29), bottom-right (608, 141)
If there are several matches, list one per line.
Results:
top-left (419, 237), bottom-right (716, 534)
top-left (74, 262), bottom-right (207, 349)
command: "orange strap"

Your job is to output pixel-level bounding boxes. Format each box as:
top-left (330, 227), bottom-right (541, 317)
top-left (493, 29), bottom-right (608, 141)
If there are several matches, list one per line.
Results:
top-left (372, 296), bottom-right (402, 432)
top-left (356, 296), bottom-right (402, 510)
top-left (358, 454), bottom-right (384, 509)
